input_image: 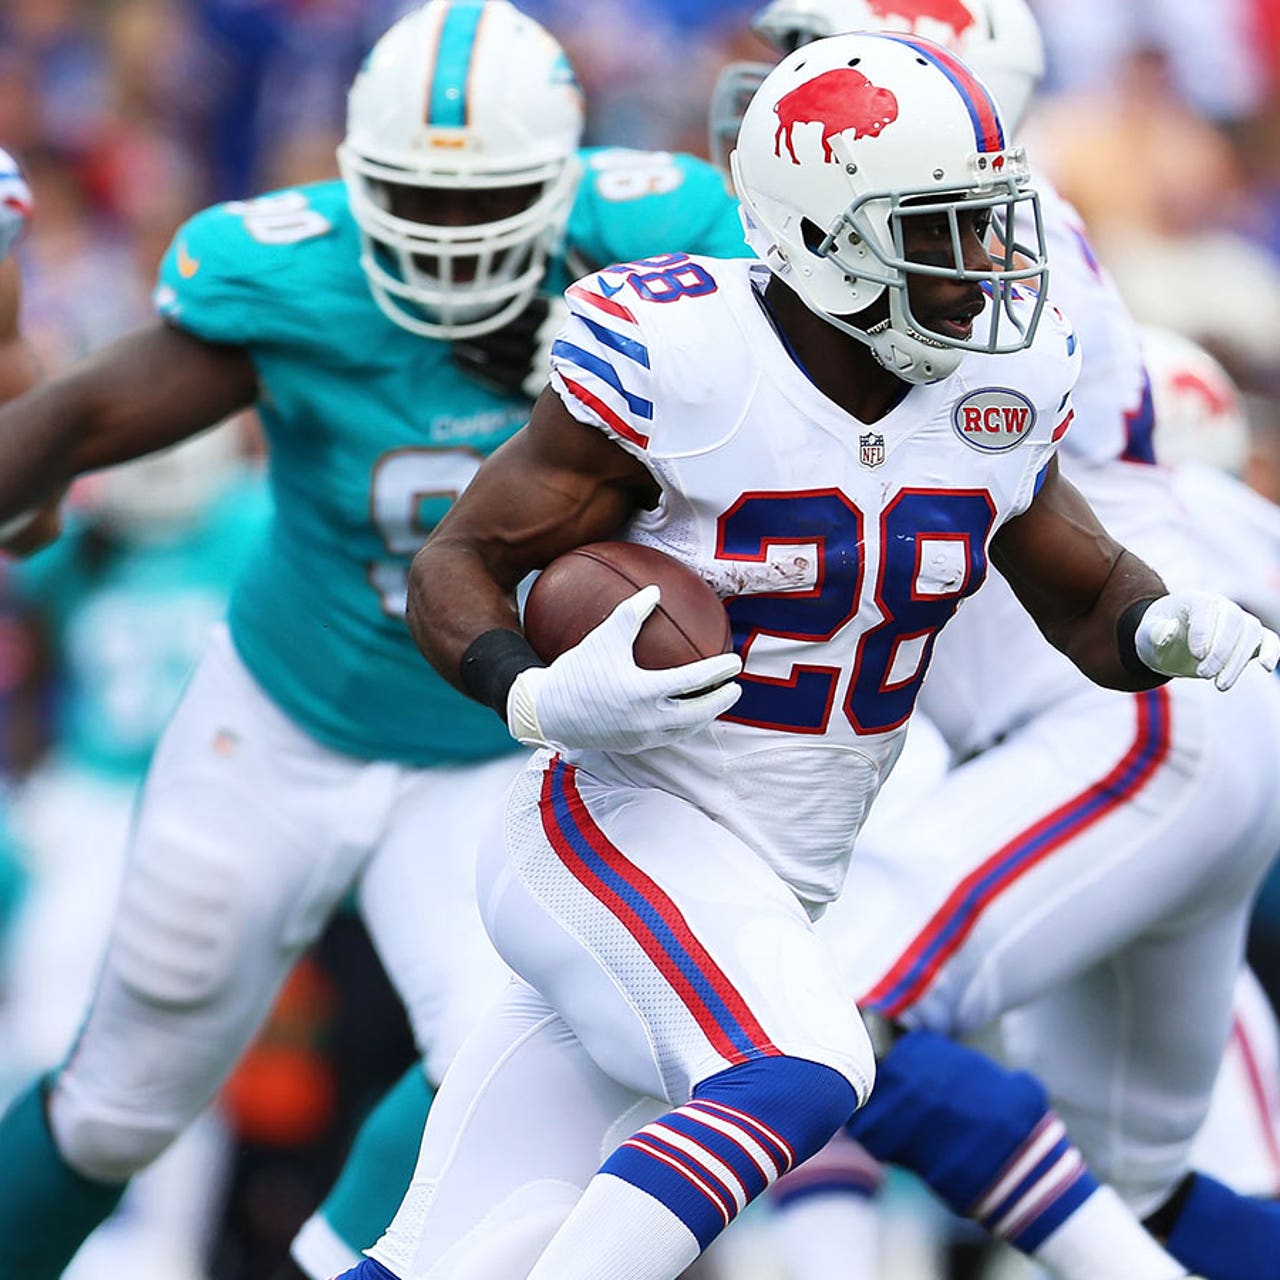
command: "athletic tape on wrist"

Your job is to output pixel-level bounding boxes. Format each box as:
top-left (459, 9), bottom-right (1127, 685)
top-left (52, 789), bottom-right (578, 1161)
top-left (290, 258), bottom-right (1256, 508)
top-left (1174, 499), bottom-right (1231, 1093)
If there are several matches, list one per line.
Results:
top-left (1117, 596), bottom-right (1165, 680)
top-left (459, 628), bottom-right (545, 716)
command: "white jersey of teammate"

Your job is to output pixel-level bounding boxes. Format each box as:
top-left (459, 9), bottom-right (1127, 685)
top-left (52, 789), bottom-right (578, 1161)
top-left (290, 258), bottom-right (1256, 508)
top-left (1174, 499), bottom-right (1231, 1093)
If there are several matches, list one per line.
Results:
top-left (815, 172), bottom-right (1280, 1214)
top-left (1170, 462), bottom-right (1280, 631)
top-left (549, 253), bottom-right (1077, 906)
top-left (917, 177), bottom-right (1215, 758)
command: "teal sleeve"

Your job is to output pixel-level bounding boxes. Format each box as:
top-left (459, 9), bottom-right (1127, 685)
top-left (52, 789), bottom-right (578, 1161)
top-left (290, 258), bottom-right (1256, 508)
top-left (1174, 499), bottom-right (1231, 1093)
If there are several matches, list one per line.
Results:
top-left (6, 526), bottom-right (85, 610)
top-left (152, 185), bottom-right (343, 348)
top-left (153, 204), bottom-right (270, 346)
top-left (0, 814), bottom-right (25, 937)
top-left (571, 149), bottom-right (749, 271)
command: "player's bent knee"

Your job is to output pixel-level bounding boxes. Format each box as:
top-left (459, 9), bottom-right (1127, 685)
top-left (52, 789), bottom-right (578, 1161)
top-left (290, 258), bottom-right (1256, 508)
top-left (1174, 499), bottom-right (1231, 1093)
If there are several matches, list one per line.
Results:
top-left (50, 1089), bottom-right (180, 1183)
top-left (693, 1054), bottom-right (864, 1169)
top-left (850, 1029), bottom-right (1050, 1175)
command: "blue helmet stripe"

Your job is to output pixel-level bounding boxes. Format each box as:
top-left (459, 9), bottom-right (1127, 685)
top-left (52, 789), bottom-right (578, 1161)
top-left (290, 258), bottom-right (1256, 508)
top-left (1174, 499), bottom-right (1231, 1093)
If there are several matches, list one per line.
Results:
top-left (428, 1), bottom-right (487, 127)
top-left (868, 32), bottom-right (1005, 152)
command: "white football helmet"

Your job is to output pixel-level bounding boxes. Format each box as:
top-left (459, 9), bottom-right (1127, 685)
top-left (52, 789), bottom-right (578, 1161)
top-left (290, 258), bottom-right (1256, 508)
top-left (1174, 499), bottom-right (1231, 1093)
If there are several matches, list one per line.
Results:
top-left (1143, 327), bottom-right (1250, 474)
top-left (339, 0), bottom-right (584, 339)
top-left (711, 0), bottom-right (1044, 174)
top-left (732, 32), bottom-right (1047, 382)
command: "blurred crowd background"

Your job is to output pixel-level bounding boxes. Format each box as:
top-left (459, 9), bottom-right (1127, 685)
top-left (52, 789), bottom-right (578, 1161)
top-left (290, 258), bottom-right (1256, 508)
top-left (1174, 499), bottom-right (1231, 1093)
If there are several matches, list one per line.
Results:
top-left (2, 1), bottom-right (1280, 1278)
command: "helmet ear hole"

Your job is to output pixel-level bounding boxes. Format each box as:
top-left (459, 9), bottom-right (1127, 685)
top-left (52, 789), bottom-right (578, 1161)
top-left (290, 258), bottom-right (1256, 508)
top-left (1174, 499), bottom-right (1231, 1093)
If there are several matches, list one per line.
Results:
top-left (801, 218), bottom-right (830, 255)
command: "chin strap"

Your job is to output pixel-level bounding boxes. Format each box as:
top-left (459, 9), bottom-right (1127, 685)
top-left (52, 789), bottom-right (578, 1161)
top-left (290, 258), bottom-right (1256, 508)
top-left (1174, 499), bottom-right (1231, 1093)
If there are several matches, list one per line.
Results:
top-left (864, 318), bottom-right (963, 385)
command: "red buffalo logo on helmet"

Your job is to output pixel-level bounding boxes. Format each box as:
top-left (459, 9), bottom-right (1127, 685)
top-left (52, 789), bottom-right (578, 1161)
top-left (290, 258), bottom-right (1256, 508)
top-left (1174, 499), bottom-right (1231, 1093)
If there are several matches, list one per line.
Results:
top-left (1170, 369), bottom-right (1237, 418)
top-left (865, 0), bottom-right (976, 40)
top-left (774, 69), bottom-right (900, 163)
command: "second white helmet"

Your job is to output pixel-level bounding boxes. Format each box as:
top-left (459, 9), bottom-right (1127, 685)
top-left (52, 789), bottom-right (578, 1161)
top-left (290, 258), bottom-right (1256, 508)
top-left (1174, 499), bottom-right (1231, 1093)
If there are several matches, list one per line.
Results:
top-left (339, 0), bottom-right (584, 339)
top-left (712, 0), bottom-right (1044, 174)
top-left (1143, 327), bottom-right (1250, 473)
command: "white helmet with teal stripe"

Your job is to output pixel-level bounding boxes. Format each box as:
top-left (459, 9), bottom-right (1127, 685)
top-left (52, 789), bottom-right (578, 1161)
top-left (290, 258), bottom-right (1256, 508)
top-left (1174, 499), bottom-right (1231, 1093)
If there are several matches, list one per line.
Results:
top-left (340, 0), bottom-right (584, 339)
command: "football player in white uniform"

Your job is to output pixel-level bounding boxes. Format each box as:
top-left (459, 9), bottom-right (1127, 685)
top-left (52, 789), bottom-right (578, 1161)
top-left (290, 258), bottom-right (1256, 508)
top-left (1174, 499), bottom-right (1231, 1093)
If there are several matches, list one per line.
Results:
top-left (712, 7), bottom-right (1280, 1280)
top-left (336, 33), bottom-right (1275, 1280)
top-left (1143, 328), bottom-right (1280, 1201)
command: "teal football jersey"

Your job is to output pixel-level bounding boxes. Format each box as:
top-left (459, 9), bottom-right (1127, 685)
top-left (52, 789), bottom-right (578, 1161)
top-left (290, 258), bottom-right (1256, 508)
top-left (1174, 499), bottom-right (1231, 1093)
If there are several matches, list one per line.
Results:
top-left (10, 476), bottom-right (269, 779)
top-left (152, 149), bottom-right (748, 765)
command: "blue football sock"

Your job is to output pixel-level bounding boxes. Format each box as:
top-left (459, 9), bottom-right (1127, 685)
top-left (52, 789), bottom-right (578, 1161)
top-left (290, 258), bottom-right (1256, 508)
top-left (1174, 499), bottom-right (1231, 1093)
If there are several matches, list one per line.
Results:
top-left (601, 1055), bottom-right (859, 1250)
top-left (849, 1031), bottom-right (1096, 1251)
top-left (333, 1258), bottom-right (401, 1280)
top-left (1156, 1171), bottom-right (1280, 1280)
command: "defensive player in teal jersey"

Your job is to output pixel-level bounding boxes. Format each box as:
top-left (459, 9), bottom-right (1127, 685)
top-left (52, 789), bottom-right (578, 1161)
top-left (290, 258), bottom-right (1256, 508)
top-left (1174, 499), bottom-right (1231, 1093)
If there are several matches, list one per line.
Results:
top-left (3, 434), bottom-right (265, 1278)
top-left (0, 3), bottom-right (748, 1276)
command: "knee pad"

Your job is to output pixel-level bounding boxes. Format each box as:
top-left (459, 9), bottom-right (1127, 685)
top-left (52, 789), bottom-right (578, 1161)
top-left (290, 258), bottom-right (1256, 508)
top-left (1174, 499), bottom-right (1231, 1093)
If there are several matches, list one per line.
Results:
top-left (49, 1077), bottom-right (179, 1183)
top-left (111, 825), bottom-right (253, 1009)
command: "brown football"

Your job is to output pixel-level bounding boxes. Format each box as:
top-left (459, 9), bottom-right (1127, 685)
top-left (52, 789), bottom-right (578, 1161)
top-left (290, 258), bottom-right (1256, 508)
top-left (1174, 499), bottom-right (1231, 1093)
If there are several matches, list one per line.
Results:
top-left (523, 541), bottom-right (733, 669)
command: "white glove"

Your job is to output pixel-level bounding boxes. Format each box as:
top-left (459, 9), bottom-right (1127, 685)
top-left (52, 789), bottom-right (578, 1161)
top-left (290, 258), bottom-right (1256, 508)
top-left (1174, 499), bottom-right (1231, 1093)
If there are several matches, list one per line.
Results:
top-left (0, 149), bottom-right (32, 262)
top-left (507, 585), bottom-right (743, 753)
top-left (1135, 591), bottom-right (1280, 691)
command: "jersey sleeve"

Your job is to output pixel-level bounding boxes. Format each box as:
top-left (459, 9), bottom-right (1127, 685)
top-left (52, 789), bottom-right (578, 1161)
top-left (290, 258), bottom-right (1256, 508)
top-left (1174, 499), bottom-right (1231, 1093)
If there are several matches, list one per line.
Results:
top-left (569, 149), bottom-right (748, 271)
top-left (152, 187), bottom-right (337, 347)
top-left (153, 204), bottom-right (269, 346)
top-left (548, 272), bottom-right (658, 458)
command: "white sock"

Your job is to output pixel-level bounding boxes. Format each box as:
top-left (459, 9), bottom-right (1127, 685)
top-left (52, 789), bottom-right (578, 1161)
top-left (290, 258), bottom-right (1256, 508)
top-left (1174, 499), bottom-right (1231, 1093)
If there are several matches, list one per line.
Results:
top-left (291, 1212), bottom-right (361, 1280)
top-left (770, 1190), bottom-right (880, 1279)
top-left (525, 1173), bottom-right (701, 1280)
top-left (1033, 1186), bottom-right (1187, 1280)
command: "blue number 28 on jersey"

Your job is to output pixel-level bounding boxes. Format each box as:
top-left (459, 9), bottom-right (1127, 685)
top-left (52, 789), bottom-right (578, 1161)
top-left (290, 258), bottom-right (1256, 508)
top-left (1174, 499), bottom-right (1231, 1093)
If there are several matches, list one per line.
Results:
top-left (717, 488), bottom-right (996, 736)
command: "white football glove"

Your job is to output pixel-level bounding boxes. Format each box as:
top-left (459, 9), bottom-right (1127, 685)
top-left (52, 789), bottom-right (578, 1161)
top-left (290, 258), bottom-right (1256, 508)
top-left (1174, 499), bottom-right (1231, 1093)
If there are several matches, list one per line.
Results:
top-left (0, 149), bottom-right (32, 262)
top-left (1135, 591), bottom-right (1280, 691)
top-left (507, 584), bottom-right (743, 753)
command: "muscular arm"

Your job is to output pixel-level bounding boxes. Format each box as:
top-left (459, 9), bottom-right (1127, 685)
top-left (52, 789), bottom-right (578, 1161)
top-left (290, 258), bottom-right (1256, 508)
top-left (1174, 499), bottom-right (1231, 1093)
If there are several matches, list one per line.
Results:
top-left (0, 320), bottom-right (258, 521)
top-left (990, 457), bottom-right (1168, 690)
top-left (407, 385), bottom-right (660, 691)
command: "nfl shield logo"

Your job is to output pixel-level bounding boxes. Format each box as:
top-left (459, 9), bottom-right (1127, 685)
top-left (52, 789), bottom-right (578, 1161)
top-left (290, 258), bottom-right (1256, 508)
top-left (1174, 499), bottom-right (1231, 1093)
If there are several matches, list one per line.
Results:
top-left (859, 432), bottom-right (886, 468)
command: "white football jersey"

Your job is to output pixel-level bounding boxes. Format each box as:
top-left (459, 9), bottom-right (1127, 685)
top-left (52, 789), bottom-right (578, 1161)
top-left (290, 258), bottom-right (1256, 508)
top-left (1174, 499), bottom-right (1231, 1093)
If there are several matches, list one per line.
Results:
top-left (1038, 177), bottom-right (1152, 466)
top-left (548, 254), bottom-right (1078, 905)
top-left (1172, 463), bottom-right (1280, 631)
